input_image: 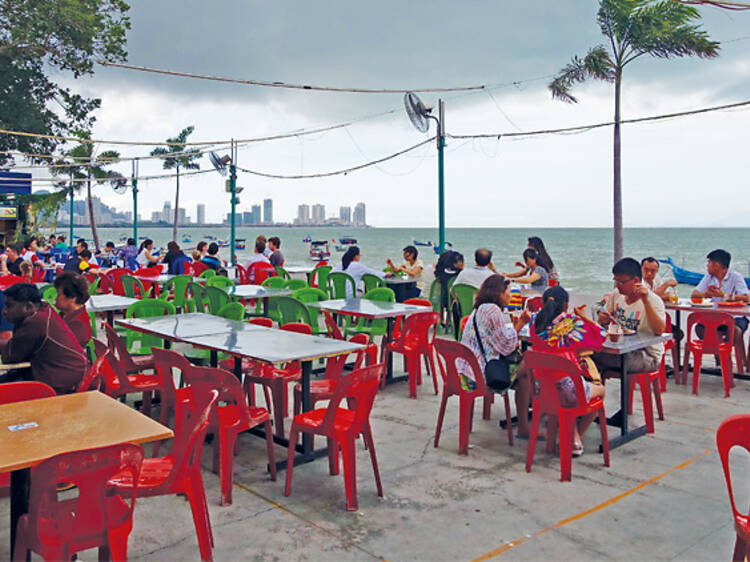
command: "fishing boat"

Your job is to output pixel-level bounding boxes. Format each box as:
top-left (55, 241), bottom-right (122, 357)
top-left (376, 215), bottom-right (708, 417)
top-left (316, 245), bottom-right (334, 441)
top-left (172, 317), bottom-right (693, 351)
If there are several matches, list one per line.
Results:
top-left (335, 237), bottom-right (357, 252)
top-left (302, 235), bottom-right (312, 243)
top-left (217, 239), bottom-right (230, 248)
top-left (204, 235), bottom-right (217, 241)
top-left (659, 256), bottom-right (750, 288)
top-left (181, 235), bottom-right (192, 244)
top-left (309, 240), bottom-right (331, 261)
top-left (234, 238), bottom-right (246, 250)
top-left (413, 240), bottom-right (432, 246)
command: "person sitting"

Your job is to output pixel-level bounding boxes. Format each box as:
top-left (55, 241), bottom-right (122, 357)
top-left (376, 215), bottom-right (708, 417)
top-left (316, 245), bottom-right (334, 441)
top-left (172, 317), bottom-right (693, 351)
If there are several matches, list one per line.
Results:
top-left (1, 243), bottom-right (25, 276)
top-left (97, 241), bottom-right (117, 267)
top-left (202, 242), bottom-right (223, 271)
top-left (21, 238), bottom-right (40, 265)
top-left (54, 235), bottom-right (68, 250)
top-left (47, 234), bottom-right (57, 250)
top-left (268, 236), bottom-right (285, 267)
top-left (119, 237), bottom-right (138, 268)
top-left (246, 240), bottom-right (271, 280)
top-left (641, 257), bottom-right (677, 299)
top-left (387, 245), bottom-right (424, 298)
top-left (530, 285), bottom-right (606, 456)
top-left (19, 261), bottom-right (33, 283)
top-left (163, 241), bottom-right (189, 275)
top-left (459, 274), bottom-right (532, 436)
top-left (194, 241), bottom-right (208, 262)
top-left (135, 239), bottom-right (161, 268)
top-left (0, 284), bottom-right (87, 393)
top-left (434, 250), bottom-right (465, 320)
top-left (333, 246), bottom-right (384, 298)
top-left (691, 249), bottom-right (749, 364)
top-left (53, 272), bottom-right (92, 348)
top-left (524, 237), bottom-right (558, 281)
top-left (594, 257), bottom-right (666, 375)
top-left (64, 247), bottom-right (96, 273)
top-left (504, 248), bottom-right (549, 291)
top-left (256, 235), bottom-right (272, 258)
top-left (454, 248), bottom-right (496, 289)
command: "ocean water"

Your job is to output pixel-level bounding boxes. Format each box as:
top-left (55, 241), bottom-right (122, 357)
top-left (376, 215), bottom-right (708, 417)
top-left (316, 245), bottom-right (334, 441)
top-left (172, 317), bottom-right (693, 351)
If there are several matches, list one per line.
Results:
top-left (71, 226), bottom-right (750, 298)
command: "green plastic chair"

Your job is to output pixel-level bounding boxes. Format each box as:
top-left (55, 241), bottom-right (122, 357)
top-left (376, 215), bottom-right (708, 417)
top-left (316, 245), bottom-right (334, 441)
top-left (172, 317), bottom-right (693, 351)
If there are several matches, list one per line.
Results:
top-left (362, 273), bottom-right (385, 293)
top-left (207, 275), bottom-right (235, 290)
top-left (204, 285), bottom-right (231, 315)
top-left (273, 296), bottom-right (312, 326)
top-left (345, 287), bottom-right (395, 338)
top-left (186, 301), bottom-right (245, 363)
top-left (158, 274), bottom-right (192, 312)
top-left (275, 266), bottom-right (291, 280)
top-left (42, 286), bottom-right (57, 307)
top-left (186, 281), bottom-right (208, 313)
top-left (216, 301), bottom-right (246, 321)
top-left (292, 287), bottom-right (328, 336)
top-left (261, 277), bottom-right (286, 289)
top-left (88, 276), bottom-right (101, 295)
top-left (450, 283), bottom-right (477, 339)
top-left (326, 271), bottom-right (356, 299)
top-left (285, 278), bottom-right (308, 291)
top-left (311, 265), bottom-right (332, 290)
top-left (121, 274), bottom-right (149, 299)
top-left (125, 298), bottom-right (176, 355)
top-left (199, 269), bottom-right (216, 280)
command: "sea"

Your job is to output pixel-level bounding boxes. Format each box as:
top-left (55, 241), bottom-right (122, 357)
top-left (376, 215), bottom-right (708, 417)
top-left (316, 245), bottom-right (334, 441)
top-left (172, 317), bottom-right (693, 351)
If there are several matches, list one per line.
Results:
top-left (69, 226), bottom-right (750, 299)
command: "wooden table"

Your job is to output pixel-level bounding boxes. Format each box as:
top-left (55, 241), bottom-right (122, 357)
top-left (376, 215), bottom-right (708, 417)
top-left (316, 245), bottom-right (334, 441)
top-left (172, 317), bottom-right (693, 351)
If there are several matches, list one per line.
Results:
top-left (307, 299), bottom-right (432, 383)
top-left (0, 391), bottom-right (172, 553)
top-left (86, 294), bottom-right (138, 325)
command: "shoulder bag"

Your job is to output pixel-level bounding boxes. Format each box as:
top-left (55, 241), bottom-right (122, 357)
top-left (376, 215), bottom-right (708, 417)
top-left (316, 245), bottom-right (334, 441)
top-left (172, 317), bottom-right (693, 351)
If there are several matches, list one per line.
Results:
top-left (472, 313), bottom-right (515, 392)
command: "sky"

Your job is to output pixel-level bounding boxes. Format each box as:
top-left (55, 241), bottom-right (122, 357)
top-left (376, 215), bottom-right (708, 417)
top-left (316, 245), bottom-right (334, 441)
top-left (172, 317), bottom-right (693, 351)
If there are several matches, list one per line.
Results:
top-left (29, 1), bottom-right (750, 227)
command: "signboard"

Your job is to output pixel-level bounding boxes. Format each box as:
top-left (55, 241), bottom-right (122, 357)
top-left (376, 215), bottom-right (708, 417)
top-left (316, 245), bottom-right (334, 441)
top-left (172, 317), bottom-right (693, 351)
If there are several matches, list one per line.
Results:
top-left (0, 206), bottom-right (17, 219)
top-left (0, 172), bottom-right (32, 195)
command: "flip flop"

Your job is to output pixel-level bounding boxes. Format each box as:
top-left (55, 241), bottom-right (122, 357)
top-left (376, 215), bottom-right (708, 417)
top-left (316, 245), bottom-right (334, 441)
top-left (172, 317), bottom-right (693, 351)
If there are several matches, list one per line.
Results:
top-left (515, 433), bottom-right (546, 441)
top-left (572, 444), bottom-right (584, 457)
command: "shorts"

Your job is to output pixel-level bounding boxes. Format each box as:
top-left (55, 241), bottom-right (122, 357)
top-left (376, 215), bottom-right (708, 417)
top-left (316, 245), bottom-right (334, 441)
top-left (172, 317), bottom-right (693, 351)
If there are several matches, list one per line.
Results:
top-left (592, 349), bottom-right (660, 375)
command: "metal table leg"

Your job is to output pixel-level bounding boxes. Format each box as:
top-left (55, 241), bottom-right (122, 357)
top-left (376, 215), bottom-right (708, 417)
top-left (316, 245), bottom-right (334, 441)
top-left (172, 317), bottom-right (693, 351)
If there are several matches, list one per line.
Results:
top-left (604, 353), bottom-right (648, 450)
top-left (383, 317), bottom-right (408, 385)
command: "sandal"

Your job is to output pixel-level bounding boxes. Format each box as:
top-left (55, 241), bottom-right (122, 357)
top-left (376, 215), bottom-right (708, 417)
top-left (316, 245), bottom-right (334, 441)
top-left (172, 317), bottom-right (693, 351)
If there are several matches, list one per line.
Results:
top-left (572, 443), bottom-right (584, 457)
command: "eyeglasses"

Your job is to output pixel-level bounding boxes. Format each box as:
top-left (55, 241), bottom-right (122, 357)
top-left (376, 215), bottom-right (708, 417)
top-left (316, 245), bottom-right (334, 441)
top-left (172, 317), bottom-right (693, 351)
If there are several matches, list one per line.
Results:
top-left (614, 276), bottom-right (636, 287)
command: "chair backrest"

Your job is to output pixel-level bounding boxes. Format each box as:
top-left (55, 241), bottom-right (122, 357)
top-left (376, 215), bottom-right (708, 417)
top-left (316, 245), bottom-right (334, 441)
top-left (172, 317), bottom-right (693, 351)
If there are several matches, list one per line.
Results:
top-left (207, 275), bottom-right (235, 289)
top-left (364, 287), bottom-right (395, 303)
top-left (686, 310), bottom-right (734, 350)
top-left (187, 281), bottom-right (207, 313)
top-left (107, 268), bottom-right (131, 296)
top-left (204, 285), bottom-right (231, 315)
top-left (198, 268), bottom-right (215, 279)
top-left (524, 350), bottom-right (588, 410)
top-left (280, 322), bottom-right (313, 335)
top-left (311, 265), bottom-right (332, 289)
top-left (31, 266), bottom-right (46, 282)
top-left (428, 279), bottom-right (442, 312)
top-left (293, 287), bottom-right (328, 303)
top-left (26, 444), bottom-right (144, 556)
top-left (275, 296), bottom-right (312, 326)
top-left (42, 286), bottom-right (58, 306)
top-left (77, 352), bottom-right (110, 392)
top-left (323, 309), bottom-right (344, 340)
top-left (451, 283), bottom-right (477, 318)
top-left (177, 259), bottom-right (193, 276)
top-left (664, 312), bottom-right (674, 335)
top-left (249, 317), bottom-right (273, 328)
top-left (87, 276), bottom-right (101, 295)
top-left (0, 275), bottom-right (26, 288)
top-left (525, 296), bottom-right (543, 313)
top-left (121, 274), bottom-right (147, 299)
top-left (326, 272), bottom-right (356, 299)
top-left (97, 273), bottom-right (113, 294)
top-left (404, 298), bottom-right (432, 308)
top-left (135, 266), bottom-right (161, 277)
top-left (185, 366), bottom-right (251, 426)
top-left (400, 311), bottom-right (440, 346)
top-left (103, 322), bottom-right (140, 374)
top-left (151, 347), bottom-right (193, 416)
top-left (362, 273), bottom-right (385, 293)
top-left (0, 381), bottom-right (55, 404)
top-left (717, 414), bottom-right (750, 528)
top-left (125, 298), bottom-right (175, 319)
top-left (162, 274), bottom-right (192, 308)
top-left (318, 363), bottom-right (384, 434)
top-left (191, 260), bottom-right (209, 275)
top-left (434, 338), bottom-right (488, 394)
top-left (217, 301), bottom-right (245, 321)
top-left (261, 276), bottom-right (286, 289)
top-left (285, 278), bottom-right (308, 291)
top-left (274, 266), bottom-right (291, 280)
top-left (249, 262), bottom-right (275, 285)
top-left (236, 263), bottom-right (251, 285)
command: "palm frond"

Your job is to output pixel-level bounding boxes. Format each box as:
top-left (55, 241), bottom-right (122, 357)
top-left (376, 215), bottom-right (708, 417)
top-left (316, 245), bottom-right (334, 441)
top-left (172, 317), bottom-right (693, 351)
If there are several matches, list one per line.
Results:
top-left (549, 45), bottom-right (614, 103)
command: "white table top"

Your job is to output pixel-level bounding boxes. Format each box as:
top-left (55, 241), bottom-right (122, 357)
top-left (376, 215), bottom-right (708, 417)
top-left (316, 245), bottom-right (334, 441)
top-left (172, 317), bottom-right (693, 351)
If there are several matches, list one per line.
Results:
top-left (86, 294), bottom-right (139, 313)
top-left (666, 298), bottom-right (750, 316)
top-left (307, 298), bottom-right (431, 319)
top-left (115, 313), bottom-right (255, 340)
top-left (228, 285), bottom-right (294, 299)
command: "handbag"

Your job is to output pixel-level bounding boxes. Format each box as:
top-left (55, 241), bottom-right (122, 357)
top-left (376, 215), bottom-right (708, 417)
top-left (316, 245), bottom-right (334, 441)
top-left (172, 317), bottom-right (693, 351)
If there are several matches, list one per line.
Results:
top-left (472, 313), bottom-right (516, 392)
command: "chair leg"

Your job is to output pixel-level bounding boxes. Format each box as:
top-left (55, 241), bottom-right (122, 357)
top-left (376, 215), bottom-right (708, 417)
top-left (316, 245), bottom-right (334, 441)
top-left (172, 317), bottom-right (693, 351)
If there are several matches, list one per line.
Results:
top-left (682, 348), bottom-right (692, 387)
top-left (426, 348), bottom-right (439, 395)
top-left (458, 395), bottom-right (473, 455)
top-left (264, 420), bottom-right (277, 481)
top-left (293, 387), bottom-right (301, 417)
top-left (340, 436), bottom-right (359, 511)
top-left (525, 406), bottom-right (542, 473)
top-left (141, 390), bottom-right (152, 417)
top-left (732, 534), bottom-right (747, 562)
top-left (211, 430), bottom-right (220, 474)
top-left (502, 392), bottom-right (514, 446)
top-left (220, 429), bottom-right (236, 506)
top-left (691, 350), bottom-right (703, 395)
top-left (363, 424), bottom-right (384, 498)
top-left (327, 437), bottom-right (339, 475)
top-left (598, 407), bottom-right (610, 467)
top-left (482, 391), bottom-right (492, 420)
top-left (380, 349), bottom-right (391, 389)
top-left (735, 342), bottom-right (745, 376)
top-left (638, 375), bottom-right (655, 434)
top-left (407, 352), bottom-right (419, 399)
top-left (285, 427), bottom-right (299, 496)
top-left (271, 382), bottom-right (286, 438)
top-left (558, 415), bottom-right (573, 482)
top-left (434, 391), bottom-right (448, 448)
top-left (186, 477), bottom-right (214, 561)
top-left (652, 377), bottom-right (664, 421)
top-left (721, 350), bottom-right (733, 398)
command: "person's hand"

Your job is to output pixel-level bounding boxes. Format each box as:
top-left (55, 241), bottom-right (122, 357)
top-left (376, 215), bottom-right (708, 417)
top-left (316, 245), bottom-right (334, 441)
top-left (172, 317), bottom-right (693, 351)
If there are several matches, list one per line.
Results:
top-left (665, 279), bottom-right (678, 288)
top-left (488, 262), bottom-right (498, 273)
top-left (705, 285), bottom-right (723, 298)
top-left (633, 281), bottom-right (649, 302)
top-left (598, 310), bottom-right (611, 326)
top-left (515, 261), bottom-right (524, 268)
top-left (0, 254), bottom-right (7, 262)
top-left (386, 259), bottom-right (394, 267)
top-left (573, 304), bottom-right (587, 318)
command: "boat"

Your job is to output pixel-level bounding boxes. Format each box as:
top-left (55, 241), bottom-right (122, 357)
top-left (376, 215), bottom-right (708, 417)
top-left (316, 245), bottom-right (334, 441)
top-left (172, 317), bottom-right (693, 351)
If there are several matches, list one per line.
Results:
top-left (302, 235), bottom-right (312, 243)
top-left (204, 235), bottom-right (217, 241)
top-left (309, 240), bottom-right (331, 261)
top-left (234, 238), bottom-right (246, 250)
top-left (659, 256), bottom-right (750, 288)
top-left (433, 241), bottom-right (453, 255)
top-left (181, 235), bottom-right (192, 244)
top-left (217, 239), bottom-right (230, 248)
top-left (413, 240), bottom-right (432, 246)
top-left (339, 237), bottom-right (357, 245)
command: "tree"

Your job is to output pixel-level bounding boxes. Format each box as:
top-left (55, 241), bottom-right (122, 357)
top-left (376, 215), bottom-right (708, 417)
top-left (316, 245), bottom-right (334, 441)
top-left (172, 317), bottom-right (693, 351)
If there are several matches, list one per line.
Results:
top-left (150, 127), bottom-right (202, 242)
top-left (0, 0), bottom-right (130, 166)
top-left (549, 0), bottom-right (719, 262)
top-left (54, 132), bottom-right (120, 251)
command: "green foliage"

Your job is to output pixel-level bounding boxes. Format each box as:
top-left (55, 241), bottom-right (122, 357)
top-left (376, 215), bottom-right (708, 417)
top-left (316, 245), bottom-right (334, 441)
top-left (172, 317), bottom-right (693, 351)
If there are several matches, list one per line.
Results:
top-left (0, 0), bottom-right (131, 165)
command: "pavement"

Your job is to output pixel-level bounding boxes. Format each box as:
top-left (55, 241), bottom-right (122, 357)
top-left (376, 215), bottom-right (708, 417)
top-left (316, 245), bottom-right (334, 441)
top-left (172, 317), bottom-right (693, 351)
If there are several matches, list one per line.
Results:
top-left (1, 350), bottom-right (747, 561)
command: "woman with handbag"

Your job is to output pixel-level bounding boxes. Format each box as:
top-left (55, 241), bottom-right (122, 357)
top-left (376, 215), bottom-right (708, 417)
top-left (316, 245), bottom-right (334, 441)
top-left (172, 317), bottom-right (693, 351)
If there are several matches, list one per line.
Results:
top-left (458, 274), bottom-right (533, 437)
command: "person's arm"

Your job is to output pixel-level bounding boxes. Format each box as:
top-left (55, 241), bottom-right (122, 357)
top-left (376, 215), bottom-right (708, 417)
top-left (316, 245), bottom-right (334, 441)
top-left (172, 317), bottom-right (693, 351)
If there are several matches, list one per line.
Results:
top-left (653, 278), bottom-right (677, 298)
top-left (363, 264), bottom-right (385, 279)
top-left (483, 306), bottom-right (519, 354)
top-left (0, 321), bottom-right (40, 364)
top-left (692, 275), bottom-right (718, 299)
top-left (728, 274), bottom-right (750, 303)
top-left (502, 268), bottom-right (525, 279)
top-left (0, 255), bottom-right (8, 276)
top-left (513, 272), bottom-right (541, 285)
top-left (402, 263), bottom-right (423, 278)
top-left (634, 283), bottom-right (666, 334)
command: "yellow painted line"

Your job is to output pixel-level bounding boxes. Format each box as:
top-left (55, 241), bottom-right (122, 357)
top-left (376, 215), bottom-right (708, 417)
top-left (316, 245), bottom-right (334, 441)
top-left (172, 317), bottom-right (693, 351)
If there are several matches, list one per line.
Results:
top-left (472, 449), bottom-right (713, 561)
top-left (664, 418), bottom-right (717, 434)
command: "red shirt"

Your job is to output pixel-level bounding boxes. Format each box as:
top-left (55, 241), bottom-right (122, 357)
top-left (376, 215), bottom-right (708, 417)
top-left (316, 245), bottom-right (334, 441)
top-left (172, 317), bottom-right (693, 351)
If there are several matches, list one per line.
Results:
top-left (61, 306), bottom-right (93, 348)
top-left (1, 303), bottom-right (87, 393)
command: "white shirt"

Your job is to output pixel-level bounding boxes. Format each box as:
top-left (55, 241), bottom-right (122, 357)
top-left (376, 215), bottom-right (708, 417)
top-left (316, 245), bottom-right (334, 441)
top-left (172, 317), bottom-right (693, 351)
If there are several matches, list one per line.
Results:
top-left (454, 266), bottom-right (494, 289)
top-left (332, 261), bottom-right (385, 298)
top-left (246, 253), bottom-right (271, 269)
top-left (135, 250), bottom-right (149, 267)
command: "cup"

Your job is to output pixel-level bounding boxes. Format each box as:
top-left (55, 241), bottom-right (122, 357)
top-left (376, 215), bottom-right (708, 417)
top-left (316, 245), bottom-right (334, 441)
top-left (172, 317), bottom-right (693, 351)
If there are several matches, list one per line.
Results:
top-left (669, 293), bottom-right (679, 304)
top-left (607, 323), bottom-right (622, 342)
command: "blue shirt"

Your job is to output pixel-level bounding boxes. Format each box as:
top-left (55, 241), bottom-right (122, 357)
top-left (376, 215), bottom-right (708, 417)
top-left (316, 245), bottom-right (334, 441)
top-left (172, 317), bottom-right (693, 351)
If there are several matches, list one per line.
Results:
top-left (696, 270), bottom-right (749, 302)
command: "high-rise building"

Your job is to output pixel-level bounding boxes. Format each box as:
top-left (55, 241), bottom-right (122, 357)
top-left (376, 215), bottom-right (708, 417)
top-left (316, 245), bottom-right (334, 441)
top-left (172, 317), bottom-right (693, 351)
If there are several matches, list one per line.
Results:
top-left (161, 201), bottom-right (172, 223)
top-left (296, 204), bottom-right (310, 225)
top-left (353, 202), bottom-right (366, 226)
top-left (177, 208), bottom-right (188, 225)
top-left (196, 204), bottom-right (206, 225)
top-left (311, 204), bottom-right (325, 225)
top-left (339, 206), bottom-right (351, 224)
top-left (251, 204), bottom-right (261, 225)
top-left (242, 211), bottom-right (252, 225)
top-left (263, 199), bottom-right (272, 224)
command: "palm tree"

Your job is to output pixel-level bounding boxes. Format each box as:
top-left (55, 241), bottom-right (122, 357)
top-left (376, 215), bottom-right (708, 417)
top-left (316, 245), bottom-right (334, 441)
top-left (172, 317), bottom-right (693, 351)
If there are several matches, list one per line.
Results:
top-left (150, 126), bottom-right (202, 242)
top-left (549, 0), bottom-right (719, 262)
top-left (55, 132), bottom-right (120, 252)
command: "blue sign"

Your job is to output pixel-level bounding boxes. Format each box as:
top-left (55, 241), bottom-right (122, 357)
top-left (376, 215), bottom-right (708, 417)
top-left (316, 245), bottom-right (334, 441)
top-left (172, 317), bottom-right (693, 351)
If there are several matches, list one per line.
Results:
top-left (0, 172), bottom-right (32, 194)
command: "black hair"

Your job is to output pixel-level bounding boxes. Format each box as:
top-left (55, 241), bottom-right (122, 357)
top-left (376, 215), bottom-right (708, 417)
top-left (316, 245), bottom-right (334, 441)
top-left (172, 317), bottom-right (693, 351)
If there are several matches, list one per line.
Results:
top-left (523, 248), bottom-right (538, 264)
top-left (23, 238), bottom-right (36, 250)
top-left (475, 248), bottom-right (492, 267)
top-left (612, 257), bottom-right (642, 279)
top-left (528, 237), bottom-right (555, 273)
top-left (8, 242), bottom-right (23, 254)
top-left (4, 283), bottom-right (42, 304)
top-left (138, 239), bottom-right (153, 253)
top-left (707, 249), bottom-right (731, 269)
top-left (269, 236), bottom-right (281, 249)
top-left (534, 285), bottom-right (569, 334)
top-left (105, 241), bottom-right (115, 248)
top-left (208, 242), bottom-right (219, 255)
top-left (126, 238), bottom-right (135, 246)
top-left (80, 249), bottom-right (92, 259)
top-left (77, 240), bottom-right (89, 252)
top-left (474, 274), bottom-right (510, 310)
top-left (402, 245), bottom-right (418, 259)
top-left (342, 246), bottom-right (360, 271)
top-left (640, 257), bottom-right (659, 267)
top-left (76, 238), bottom-right (86, 245)
top-left (255, 240), bottom-right (266, 254)
top-left (53, 272), bottom-right (90, 305)
top-left (196, 241), bottom-right (208, 252)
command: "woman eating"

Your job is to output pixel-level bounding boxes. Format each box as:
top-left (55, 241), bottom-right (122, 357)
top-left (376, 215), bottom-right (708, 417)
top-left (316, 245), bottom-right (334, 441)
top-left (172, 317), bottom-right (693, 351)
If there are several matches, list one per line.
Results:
top-left (504, 249), bottom-right (549, 291)
top-left (135, 238), bottom-right (161, 268)
top-left (333, 246), bottom-right (385, 297)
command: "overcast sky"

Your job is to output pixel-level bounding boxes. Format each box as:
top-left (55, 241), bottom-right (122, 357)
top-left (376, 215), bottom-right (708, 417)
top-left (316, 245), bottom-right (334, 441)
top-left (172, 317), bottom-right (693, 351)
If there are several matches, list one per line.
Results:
top-left (38, 1), bottom-right (750, 227)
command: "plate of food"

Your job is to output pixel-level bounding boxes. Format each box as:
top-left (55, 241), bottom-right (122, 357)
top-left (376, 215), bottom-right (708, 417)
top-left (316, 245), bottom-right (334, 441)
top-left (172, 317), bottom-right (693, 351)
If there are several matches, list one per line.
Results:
top-left (689, 300), bottom-right (713, 308)
top-left (716, 301), bottom-right (745, 307)
top-left (622, 328), bottom-right (637, 336)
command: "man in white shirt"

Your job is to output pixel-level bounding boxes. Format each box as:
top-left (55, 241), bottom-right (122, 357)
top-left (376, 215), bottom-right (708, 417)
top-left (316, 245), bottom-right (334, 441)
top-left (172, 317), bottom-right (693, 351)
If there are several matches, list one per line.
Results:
top-left (454, 248), bottom-right (496, 289)
top-left (641, 257), bottom-right (677, 299)
top-left (246, 239), bottom-right (271, 282)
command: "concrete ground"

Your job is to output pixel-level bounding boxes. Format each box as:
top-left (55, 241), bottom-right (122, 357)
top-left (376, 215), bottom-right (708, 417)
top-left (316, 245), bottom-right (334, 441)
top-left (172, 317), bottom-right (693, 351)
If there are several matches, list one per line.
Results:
top-left (1, 350), bottom-right (747, 561)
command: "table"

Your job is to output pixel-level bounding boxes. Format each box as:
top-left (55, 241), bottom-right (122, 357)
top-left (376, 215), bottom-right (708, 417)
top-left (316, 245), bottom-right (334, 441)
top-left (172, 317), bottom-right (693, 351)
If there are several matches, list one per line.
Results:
top-left (115, 313), bottom-right (364, 470)
top-left (307, 299), bottom-right (432, 383)
top-left (86, 294), bottom-right (138, 325)
top-left (283, 266), bottom-right (316, 284)
top-left (599, 333), bottom-right (673, 450)
top-left (227, 285), bottom-right (293, 316)
top-left (0, 391), bottom-right (172, 554)
top-left (384, 276), bottom-right (419, 303)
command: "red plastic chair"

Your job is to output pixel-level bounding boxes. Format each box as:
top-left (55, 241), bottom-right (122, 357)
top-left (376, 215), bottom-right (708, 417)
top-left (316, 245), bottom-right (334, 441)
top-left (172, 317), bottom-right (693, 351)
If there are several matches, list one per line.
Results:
top-left (108, 390), bottom-right (219, 562)
top-left (108, 268), bottom-right (131, 296)
top-left (97, 272), bottom-right (114, 294)
top-left (661, 312), bottom-right (678, 390)
top-left (524, 350), bottom-right (609, 481)
top-left (94, 338), bottom-right (161, 417)
top-left (0, 275), bottom-right (26, 289)
top-left (13, 443), bottom-right (144, 562)
top-left (391, 298), bottom-right (432, 340)
top-left (524, 296), bottom-right (543, 313)
top-left (383, 310), bottom-right (440, 398)
top-left (104, 321), bottom-right (156, 374)
top-left (134, 267), bottom-right (162, 297)
top-left (627, 353), bottom-right (665, 434)
top-left (433, 338), bottom-right (512, 454)
top-left (186, 366), bottom-right (276, 506)
top-left (717, 414), bottom-right (750, 562)
top-left (236, 263), bottom-right (251, 285)
top-left (190, 260), bottom-right (209, 275)
top-left (150, 348), bottom-right (196, 455)
top-left (249, 262), bottom-right (275, 285)
top-left (77, 352), bottom-right (111, 392)
top-left (179, 261), bottom-right (193, 276)
top-left (249, 317), bottom-right (273, 328)
top-left (682, 310), bottom-right (735, 397)
top-left (31, 267), bottom-right (46, 282)
top-left (284, 363), bottom-right (385, 511)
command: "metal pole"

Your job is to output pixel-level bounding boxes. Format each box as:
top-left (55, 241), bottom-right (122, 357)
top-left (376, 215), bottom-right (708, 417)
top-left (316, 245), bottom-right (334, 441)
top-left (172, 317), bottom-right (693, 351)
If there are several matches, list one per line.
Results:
top-left (437, 99), bottom-right (446, 254)
top-left (132, 158), bottom-right (139, 243)
top-left (68, 178), bottom-right (74, 244)
top-left (229, 140), bottom-right (237, 265)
